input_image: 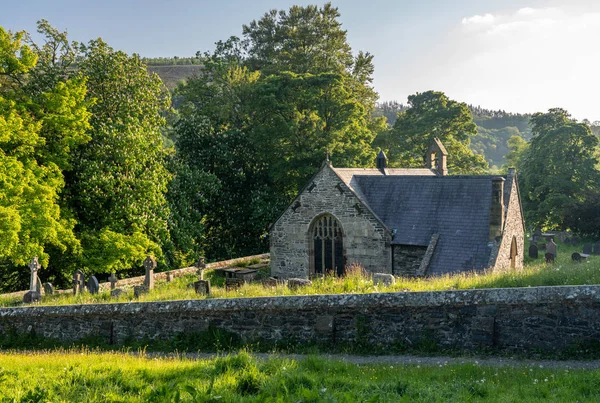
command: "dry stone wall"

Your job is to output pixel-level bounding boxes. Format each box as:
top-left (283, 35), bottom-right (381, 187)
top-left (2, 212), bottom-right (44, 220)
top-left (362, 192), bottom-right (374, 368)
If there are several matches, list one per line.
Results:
top-left (270, 164), bottom-right (391, 278)
top-left (2, 285), bottom-right (600, 353)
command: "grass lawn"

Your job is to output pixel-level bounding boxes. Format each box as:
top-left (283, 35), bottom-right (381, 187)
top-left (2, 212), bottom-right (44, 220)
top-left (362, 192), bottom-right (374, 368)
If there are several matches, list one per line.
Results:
top-left (0, 350), bottom-right (599, 402)
top-left (1, 240), bottom-right (597, 308)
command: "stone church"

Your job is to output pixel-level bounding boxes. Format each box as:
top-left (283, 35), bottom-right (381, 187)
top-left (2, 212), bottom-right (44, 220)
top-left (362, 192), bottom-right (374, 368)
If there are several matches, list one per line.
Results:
top-left (270, 139), bottom-right (525, 279)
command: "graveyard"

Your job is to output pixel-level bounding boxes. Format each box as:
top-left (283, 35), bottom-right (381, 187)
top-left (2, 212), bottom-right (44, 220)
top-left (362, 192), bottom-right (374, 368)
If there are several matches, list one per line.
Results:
top-left (2, 234), bottom-right (600, 309)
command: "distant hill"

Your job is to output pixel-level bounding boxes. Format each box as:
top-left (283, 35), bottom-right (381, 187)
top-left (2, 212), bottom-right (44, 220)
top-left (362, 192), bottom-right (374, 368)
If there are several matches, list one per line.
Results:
top-left (374, 102), bottom-right (532, 170)
top-left (147, 64), bottom-right (202, 90)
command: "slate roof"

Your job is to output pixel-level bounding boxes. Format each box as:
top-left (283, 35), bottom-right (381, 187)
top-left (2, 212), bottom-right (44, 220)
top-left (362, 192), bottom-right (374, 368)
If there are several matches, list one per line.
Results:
top-left (349, 175), bottom-right (496, 275)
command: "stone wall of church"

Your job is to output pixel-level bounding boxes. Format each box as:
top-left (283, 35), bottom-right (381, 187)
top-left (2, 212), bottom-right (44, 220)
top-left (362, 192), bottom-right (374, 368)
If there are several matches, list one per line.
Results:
top-left (270, 164), bottom-right (391, 279)
top-left (492, 172), bottom-right (525, 272)
top-left (392, 245), bottom-right (427, 276)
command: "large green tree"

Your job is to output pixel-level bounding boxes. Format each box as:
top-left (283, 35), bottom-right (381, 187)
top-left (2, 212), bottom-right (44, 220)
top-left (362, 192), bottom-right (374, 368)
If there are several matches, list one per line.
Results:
top-left (0, 26), bottom-right (90, 290)
top-left (173, 3), bottom-right (384, 260)
top-left (520, 108), bottom-right (600, 229)
top-left (379, 91), bottom-right (488, 174)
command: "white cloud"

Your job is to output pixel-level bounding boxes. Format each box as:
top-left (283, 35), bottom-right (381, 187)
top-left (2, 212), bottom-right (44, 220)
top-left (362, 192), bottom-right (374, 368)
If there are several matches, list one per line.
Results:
top-left (461, 13), bottom-right (495, 25)
top-left (443, 7), bottom-right (600, 120)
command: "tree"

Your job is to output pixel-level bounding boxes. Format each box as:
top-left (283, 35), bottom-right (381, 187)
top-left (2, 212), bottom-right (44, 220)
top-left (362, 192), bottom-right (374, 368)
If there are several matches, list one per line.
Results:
top-left (520, 108), bottom-right (600, 229)
top-left (0, 26), bottom-right (90, 290)
top-left (67, 39), bottom-right (172, 272)
top-left (381, 91), bottom-right (488, 174)
top-left (173, 3), bottom-right (384, 260)
top-left (504, 135), bottom-right (529, 171)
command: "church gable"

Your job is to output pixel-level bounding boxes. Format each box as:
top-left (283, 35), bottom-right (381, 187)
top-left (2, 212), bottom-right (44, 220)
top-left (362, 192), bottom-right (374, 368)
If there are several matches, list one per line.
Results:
top-left (270, 163), bottom-right (391, 279)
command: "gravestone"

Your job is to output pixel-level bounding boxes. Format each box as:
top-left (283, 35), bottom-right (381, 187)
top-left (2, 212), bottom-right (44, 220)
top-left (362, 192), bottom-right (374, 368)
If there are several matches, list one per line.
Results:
top-left (43, 282), bottom-right (54, 295)
top-left (108, 273), bottom-right (118, 290)
top-left (196, 257), bottom-right (206, 269)
top-left (583, 243), bottom-right (593, 255)
top-left (111, 289), bottom-right (125, 298)
top-left (225, 278), bottom-right (244, 291)
top-left (594, 243), bottom-right (600, 255)
top-left (143, 256), bottom-right (156, 290)
top-left (133, 285), bottom-right (149, 298)
top-left (528, 244), bottom-right (539, 259)
top-left (23, 257), bottom-right (42, 303)
top-left (87, 276), bottom-right (100, 294)
top-left (166, 272), bottom-right (173, 282)
top-left (194, 279), bottom-right (210, 296)
top-left (546, 239), bottom-right (558, 259)
top-left (533, 228), bottom-right (542, 242)
top-left (262, 277), bottom-right (282, 288)
top-left (572, 252), bottom-right (589, 263)
top-left (287, 278), bottom-right (312, 290)
top-left (73, 270), bottom-right (85, 295)
top-left (373, 273), bottom-right (396, 286)
top-left (545, 253), bottom-right (555, 264)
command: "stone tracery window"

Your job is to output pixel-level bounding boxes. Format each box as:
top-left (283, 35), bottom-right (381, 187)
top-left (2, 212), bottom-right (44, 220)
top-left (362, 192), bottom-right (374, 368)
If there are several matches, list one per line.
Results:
top-left (311, 214), bottom-right (345, 276)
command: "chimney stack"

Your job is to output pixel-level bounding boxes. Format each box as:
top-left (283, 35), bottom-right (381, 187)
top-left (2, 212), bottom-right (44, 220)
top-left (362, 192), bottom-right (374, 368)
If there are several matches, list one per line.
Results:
top-left (376, 150), bottom-right (388, 172)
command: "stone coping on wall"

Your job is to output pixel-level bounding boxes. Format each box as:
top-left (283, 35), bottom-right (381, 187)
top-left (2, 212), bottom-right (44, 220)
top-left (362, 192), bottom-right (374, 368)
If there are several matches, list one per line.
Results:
top-left (0, 253), bottom-right (269, 299)
top-left (1, 284), bottom-right (599, 318)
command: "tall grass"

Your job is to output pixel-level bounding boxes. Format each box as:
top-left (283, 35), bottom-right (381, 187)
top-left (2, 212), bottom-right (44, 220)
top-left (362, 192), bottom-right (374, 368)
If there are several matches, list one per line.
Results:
top-left (1, 240), bottom-right (597, 308)
top-left (0, 350), bottom-right (599, 401)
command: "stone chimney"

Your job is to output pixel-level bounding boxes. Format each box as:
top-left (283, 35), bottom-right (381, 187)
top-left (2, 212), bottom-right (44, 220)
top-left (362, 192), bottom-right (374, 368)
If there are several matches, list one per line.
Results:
top-left (376, 150), bottom-right (388, 172)
top-left (489, 177), bottom-right (505, 240)
top-left (426, 138), bottom-right (448, 176)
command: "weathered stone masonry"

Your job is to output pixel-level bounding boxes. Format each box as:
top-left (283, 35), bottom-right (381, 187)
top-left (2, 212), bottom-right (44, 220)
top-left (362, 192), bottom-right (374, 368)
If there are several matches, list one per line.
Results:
top-left (270, 163), bottom-right (391, 278)
top-left (2, 285), bottom-right (600, 352)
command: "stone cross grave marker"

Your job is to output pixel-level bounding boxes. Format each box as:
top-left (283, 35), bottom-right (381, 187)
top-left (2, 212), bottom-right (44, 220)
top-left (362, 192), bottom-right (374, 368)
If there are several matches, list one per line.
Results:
top-left (546, 239), bottom-right (558, 259)
top-left (73, 270), bottom-right (85, 295)
top-left (583, 243), bottom-right (593, 255)
top-left (194, 280), bottom-right (210, 296)
top-left (108, 273), bottom-right (118, 290)
top-left (87, 276), bottom-right (100, 294)
top-left (43, 282), bottom-right (54, 295)
top-left (594, 243), bottom-right (600, 255)
top-left (143, 256), bottom-right (156, 290)
top-left (23, 257), bottom-right (42, 303)
top-left (528, 244), bottom-right (539, 259)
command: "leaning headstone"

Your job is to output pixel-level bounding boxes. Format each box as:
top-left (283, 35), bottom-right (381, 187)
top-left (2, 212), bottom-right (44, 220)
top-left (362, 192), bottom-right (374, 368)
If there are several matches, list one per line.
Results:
top-left (87, 276), bottom-right (100, 294)
top-left (545, 253), bottom-right (555, 264)
top-left (108, 273), bottom-right (118, 290)
top-left (43, 282), bottom-right (54, 295)
top-left (528, 244), bottom-right (539, 259)
top-left (194, 279), bottom-right (210, 296)
top-left (133, 285), bottom-right (149, 298)
top-left (546, 239), bottom-right (558, 259)
top-left (143, 256), bottom-right (156, 290)
top-left (111, 289), bottom-right (125, 298)
top-left (593, 243), bottom-right (600, 256)
top-left (373, 273), bottom-right (396, 286)
top-left (287, 278), bottom-right (312, 290)
top-left (73, 270), bottom-right (85, 295)
top-left (583, 243), bottom-right (593, 255)
top-left (23, 257), bottom-right (42, 303)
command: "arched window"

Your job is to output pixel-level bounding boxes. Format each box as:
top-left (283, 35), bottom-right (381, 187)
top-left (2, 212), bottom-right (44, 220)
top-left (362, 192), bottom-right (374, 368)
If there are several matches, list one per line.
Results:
top-left (510, 236), bottom-right (518, 269)
top-left (310, 214), bottom-right (344, 276)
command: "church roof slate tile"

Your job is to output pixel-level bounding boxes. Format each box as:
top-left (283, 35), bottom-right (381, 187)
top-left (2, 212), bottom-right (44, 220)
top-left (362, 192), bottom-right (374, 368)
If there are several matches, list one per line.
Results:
top-left (351, 175), bottom-right (495, 275)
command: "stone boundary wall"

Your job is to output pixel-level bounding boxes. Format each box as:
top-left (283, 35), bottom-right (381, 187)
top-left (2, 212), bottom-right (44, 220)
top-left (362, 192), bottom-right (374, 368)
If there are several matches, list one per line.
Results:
top-left (1, 285), bottom-right (600, 352)
top-left (0, 254), bottom-right (269, 299)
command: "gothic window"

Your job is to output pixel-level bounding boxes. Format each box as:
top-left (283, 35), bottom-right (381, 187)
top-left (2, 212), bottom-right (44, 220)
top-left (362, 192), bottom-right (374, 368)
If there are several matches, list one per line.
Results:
top-left (510, 236), bottom-right (518, 269)
top-left (311, 215), bottom-right (344, 276)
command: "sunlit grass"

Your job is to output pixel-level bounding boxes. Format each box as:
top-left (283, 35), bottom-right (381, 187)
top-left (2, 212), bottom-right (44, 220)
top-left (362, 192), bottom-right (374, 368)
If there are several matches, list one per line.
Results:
top-left (1, 241), bottom-right (597, 308)
top-left (0, 350), bottom-right (598, 402)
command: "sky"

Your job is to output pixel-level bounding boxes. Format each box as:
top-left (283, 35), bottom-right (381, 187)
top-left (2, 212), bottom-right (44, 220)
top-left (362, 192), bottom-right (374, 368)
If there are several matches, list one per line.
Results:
top-left (3, 0), bottom-right (600, 121)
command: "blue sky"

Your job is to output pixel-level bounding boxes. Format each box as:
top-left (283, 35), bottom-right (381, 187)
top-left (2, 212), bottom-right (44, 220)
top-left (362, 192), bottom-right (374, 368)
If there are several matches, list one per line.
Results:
top-left (3, 0), bottom-right (599, 120)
